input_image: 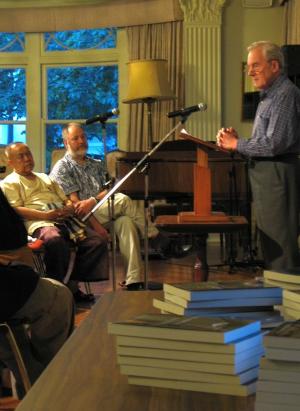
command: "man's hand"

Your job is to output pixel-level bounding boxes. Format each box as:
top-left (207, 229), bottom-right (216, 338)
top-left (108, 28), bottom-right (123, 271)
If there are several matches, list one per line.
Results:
top-left (45, 208), bottom-right (73, 221)
top-left (74, 198), bottom-right (96, 219)
top-left (216, 127), bottom-right (239, 151)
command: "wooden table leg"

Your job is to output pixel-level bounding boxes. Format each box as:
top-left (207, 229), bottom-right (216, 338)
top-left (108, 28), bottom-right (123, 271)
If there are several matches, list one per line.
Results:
top-left (193, 233), bottom-right (209, 281)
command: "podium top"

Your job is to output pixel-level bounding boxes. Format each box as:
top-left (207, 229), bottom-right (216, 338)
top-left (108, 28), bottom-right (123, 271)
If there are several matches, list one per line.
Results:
top-left (180, 130), bottom-right (228, 154)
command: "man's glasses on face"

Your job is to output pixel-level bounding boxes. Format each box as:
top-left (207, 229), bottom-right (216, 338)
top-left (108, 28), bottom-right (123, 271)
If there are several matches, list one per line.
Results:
top-left (245, 59), bottom-right (275, 75)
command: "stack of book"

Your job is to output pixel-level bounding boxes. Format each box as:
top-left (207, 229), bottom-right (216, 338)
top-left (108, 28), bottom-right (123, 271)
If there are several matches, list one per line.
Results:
top-left (255, 320), bottom-right (300, 411)
top-left (108, 313), bottom-right (264, 396)
top-left (263, 270), bottom-right (300, 291)
top-left (152, 281), bottom-right (282, 325)
top-left (282, 289), bottom-right (300, 320)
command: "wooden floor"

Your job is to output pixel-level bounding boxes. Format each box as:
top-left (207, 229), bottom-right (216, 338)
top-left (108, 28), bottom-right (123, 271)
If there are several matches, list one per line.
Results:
top-left (0, 241), bottom-right (262, 410)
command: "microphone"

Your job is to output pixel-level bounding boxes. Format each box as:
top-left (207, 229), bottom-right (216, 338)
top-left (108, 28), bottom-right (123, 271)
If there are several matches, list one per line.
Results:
top-left (85, 108), bottom-right (119, 125)
top-left (167, 103), bottom-right (207, 118)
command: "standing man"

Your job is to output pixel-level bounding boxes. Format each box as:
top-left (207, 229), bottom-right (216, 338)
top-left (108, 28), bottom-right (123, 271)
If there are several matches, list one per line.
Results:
top-left (1, 142), bottom-right (108, 302)
top-left (217, 41), bottom-right (300, 272)
top-left (0, 187), bottom-right (74, 399)
top-left (51, 122), bottom-right (177, 290)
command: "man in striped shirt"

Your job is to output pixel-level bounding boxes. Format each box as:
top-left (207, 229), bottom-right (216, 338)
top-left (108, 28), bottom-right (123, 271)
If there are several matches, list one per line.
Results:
top-left (217, 41), bottom-right (300, 272)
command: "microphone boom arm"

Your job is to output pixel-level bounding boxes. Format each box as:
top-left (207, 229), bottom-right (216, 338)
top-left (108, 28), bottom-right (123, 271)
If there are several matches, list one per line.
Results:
top-left (82, 120), bottom-right (184, 222)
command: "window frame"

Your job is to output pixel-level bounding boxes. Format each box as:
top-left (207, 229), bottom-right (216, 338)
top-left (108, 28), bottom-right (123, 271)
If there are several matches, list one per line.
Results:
top-left (0, 29), bottom-right (129, 172)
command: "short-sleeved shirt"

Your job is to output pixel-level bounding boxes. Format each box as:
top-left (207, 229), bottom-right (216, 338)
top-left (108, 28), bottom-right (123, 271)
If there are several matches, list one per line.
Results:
top-left (1, 171), bottom-right (68, 235)
top-left (50, 153), bottom-right (106, 199)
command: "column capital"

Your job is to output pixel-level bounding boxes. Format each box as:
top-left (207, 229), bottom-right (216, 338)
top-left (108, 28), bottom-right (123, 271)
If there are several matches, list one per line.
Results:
top-left (179, 0), bottom-right (226, 25)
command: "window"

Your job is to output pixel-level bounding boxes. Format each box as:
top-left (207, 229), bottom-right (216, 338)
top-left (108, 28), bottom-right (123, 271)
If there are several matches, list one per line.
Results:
top-left (0, 28), bottom-right (127, 172)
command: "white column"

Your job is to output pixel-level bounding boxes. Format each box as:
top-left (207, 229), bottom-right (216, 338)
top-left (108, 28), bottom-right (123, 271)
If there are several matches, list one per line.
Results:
top-left (179, 0), bottom-right (226, 140)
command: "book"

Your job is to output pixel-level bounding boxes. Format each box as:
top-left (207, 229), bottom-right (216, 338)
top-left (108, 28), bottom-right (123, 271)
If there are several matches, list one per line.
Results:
top-left (264, 270), bottom-right (300, 284)
top-left (163, 281), bottom-right (282, 301)
top-left (116, 332), bottom-right (263, 354)
top-left (127, 376), bottom-right (256, 396)
top-left (260, 356), bottom-right (300, 372)
top-left (164, 292), bottom-right (282, 308)
top-left (257, 379), bottom-right (300, 394)
top-left (283, 298), bottom-right (300, 311)
top-left (263, 347), bottom-right (300, 362)
top-left (118, 354), bottom-right (261, 375)
top-left (255, 402), bottom-right (299, 411)
top-left (282, 306), bottom-right (300, 320)
top-left (116, 344), bottom-right (264, 365)
top-left (264, 278), bottom-right (300, 290)
top-left (263, 320), bottom-right (300, 349)
top-left (153, 298), bottom-right (274, 318)
top-left (108, 313), bottom-right (261, 344)
top-left (283, 289), bottom-right (300, 304)
top-left (256, 390), bottom-right (300, 406)
top-left (120, 364), bottom-right (259, 385)
top-left (259, 367), bottom-right (300, 382)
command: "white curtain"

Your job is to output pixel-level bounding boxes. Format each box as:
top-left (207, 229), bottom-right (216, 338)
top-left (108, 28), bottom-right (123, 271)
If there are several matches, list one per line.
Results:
top-left (284, 0), bottom-right (300, 43)
top-left (126, 21), bottom-right (184, 151)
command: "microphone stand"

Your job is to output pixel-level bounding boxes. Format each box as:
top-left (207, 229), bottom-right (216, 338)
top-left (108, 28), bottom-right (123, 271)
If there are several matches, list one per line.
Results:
top-left (82, 118), bottom-right (187, 290)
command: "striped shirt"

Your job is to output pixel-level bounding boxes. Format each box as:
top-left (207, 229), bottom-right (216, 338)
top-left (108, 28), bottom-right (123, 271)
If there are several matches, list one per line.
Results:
top-left (237, 75), bottom-right (300, 157)
top-left (50, 153), bottom-right (106, 200)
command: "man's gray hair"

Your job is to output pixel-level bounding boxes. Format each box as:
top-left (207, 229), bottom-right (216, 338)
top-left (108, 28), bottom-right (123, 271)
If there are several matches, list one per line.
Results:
top-left (61, 122), bottom-right (84, 141)
top-left (4, 142), bottom-right (26, 159)
top-left (248, 41), bottom-right (285, 72)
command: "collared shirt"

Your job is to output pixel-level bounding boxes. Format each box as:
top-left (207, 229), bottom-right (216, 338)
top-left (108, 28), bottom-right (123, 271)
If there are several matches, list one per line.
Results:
top-left (237, 75), bottom-right (300, 157)
top-left (50, 153), bottom-right (106, 199)
top-left (0, 171), bottom-right (67, 235)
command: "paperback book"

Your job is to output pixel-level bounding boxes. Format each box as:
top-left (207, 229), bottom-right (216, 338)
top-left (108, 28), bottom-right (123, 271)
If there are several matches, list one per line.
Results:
top-left (163, 280), bottom-right (282, 301)
top-left (116, 332), bottom-right (263, 354)
top-left (263, 320), bottom-right (300, 349)
top-left (118, 354), bottom-right (261, 375)
top-left (127, 376), bottom-right (256, 396)
top-left (108, 313), bottom-right (261, 344)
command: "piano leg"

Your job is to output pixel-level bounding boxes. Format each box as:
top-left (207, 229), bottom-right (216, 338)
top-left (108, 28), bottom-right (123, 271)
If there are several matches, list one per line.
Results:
top-left (193, 234), bottom-right (209, 282)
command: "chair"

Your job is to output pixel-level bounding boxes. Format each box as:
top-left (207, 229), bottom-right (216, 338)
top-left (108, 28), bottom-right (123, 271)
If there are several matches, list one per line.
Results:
top-left (29, 238), bottom-right (109, 295)
top-left (0, 323), bottom-right (31, 395)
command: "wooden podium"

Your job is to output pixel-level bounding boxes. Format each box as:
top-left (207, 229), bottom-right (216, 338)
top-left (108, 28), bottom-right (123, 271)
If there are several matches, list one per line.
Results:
top-left (177, 131), bottom-right (231, 223)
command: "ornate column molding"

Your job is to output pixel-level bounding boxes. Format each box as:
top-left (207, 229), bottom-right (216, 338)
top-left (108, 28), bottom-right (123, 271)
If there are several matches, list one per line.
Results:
top-left (179, 0), bottom-right (226, 140)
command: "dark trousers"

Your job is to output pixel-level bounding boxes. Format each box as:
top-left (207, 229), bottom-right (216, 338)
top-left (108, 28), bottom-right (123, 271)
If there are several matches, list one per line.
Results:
top-left (33, 225), bottom-right (108, 282)
top-left (249, 158), bottom-right (300, 271)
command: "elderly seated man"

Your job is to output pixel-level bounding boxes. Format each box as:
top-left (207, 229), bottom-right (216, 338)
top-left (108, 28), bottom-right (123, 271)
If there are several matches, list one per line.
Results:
top-left (0, 187), bottom-right (74, 399)
top-left (1, 142), bottom-right (108, 303)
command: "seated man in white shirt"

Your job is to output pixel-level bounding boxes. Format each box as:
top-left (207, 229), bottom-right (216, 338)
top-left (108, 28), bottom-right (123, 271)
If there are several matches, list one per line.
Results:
top-left (1, 142), bottom-right (108, 302)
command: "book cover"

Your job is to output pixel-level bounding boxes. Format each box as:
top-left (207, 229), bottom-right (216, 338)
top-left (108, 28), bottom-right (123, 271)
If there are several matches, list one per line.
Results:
top-left (164, 292), bottom-right (281, 309)
top-left (153, 298), bottom-right (274, 317)
top-left (108, 313), bottom-right (261, 344)
top-left (116, 344), bottom-right (264, 365)
top-left (264, 270), bottom-right (300, 285)
top-left (163, 280), bottom-right (282, 301)
top-left (118, 354), bottom-right (261, 375)
top-left (127, 376), bottom-right (256, 396)
top-left (116, 332), bottom-right (262, 354)
top-left (263, 320), bottom-right (300, 349)
top-left (120, 364), bottom-right (258, 385)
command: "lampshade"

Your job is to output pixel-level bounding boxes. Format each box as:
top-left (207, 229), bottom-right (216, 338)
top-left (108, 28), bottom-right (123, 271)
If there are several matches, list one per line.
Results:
top-left (123, 59), bottom-right (175, 103)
